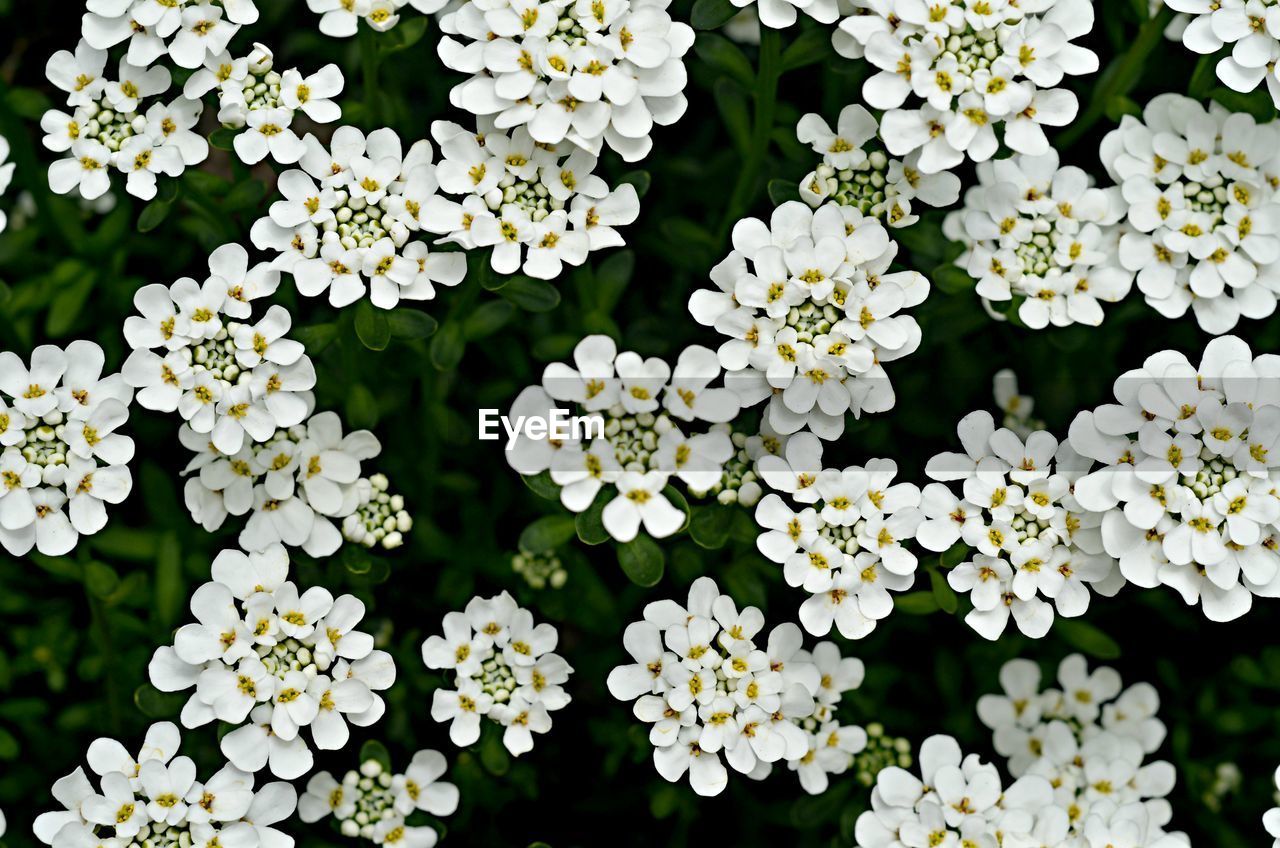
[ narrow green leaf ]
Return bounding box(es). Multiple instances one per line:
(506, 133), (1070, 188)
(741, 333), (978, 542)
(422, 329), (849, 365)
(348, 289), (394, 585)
(522, 472), (562, 501)
(575, 489), (611, 545)
(767, 179), (799, 206)
(929, 568), (959, 615)
(137, 199), (172, 233)
(1056, 619), (1122, 660)
(387, 308), (439, 340)
(690, 0), (737, 29)
(780, 25), (836, 71)
(694, 32), (755, 87)
(355, 300), (392, 350)
(430, 321), (466, 370)
(618, 534), (665, 587)
(463, 300), (515, 340)
(894, 591), (939, 615)
(689, 504), (733, 549)
(501, 276), (561, 312)
(518, 515), (577, 554)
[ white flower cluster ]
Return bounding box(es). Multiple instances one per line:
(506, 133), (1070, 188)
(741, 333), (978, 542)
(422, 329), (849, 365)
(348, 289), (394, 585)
(437, 0), (694, 161)
(504, 334), (742, 543)
(924, 410), (1123, 640)
(797, 105), (961, 229)
(342, 472), (413, 550)
(690, 201), (929, 440)
(943, 150), (1134, 329)
(81, 0), (259, 70)
(753, 437), (923, 639)
(306, 0), (446, 37)
(122, 243), (317, 455)
(300, 751), (458, 846)
(43, 42), (208, 200)
(427, 119), (641, 279)
(1070, 335), (1280, 622)
(0, 341), (134, 557)
(423, 591), (573, 756)
(853, 734), (1056, 848)
(251, 125), (468, 308)
(187, 42), (345, 166)
(1164, 0), (1280, 108)
(148, 546), (396, 778)
(0, 134), (13, 234)
(977, 655), (1189, 848)
(180, 409), (385, 557)
(839, 0), (1099, 173)
(1101, 94), (1280, 334)
(607, 577), (869, 797)
(730, 0), (837, 29)
(33, 721), (296, 848)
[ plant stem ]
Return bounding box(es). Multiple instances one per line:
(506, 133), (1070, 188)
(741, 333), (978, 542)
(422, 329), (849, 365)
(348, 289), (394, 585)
(716, 27), (783, 245)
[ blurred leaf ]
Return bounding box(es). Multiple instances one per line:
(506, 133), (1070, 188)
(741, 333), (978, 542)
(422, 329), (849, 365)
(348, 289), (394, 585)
(519, 515), (576, 554)
(430, 321), (466, 370)
(780, 25), (836, 71)
(360, 739), (394, 771)
(137, 199), (173, 233)
(1057, 619), (1122, 660)
(928, 569), (958, 615)
(575, 489), (611, 546)
(767, 179), (799, 206)
(618, 535), (665, 587)
(895, 591), (939, 615)
(690, 0), (737, 30)
(695, 33), (755, 88)
(387, 308), (439, 340)
(355, 300), (392, 350)
(501, 277), (561, 312)
(463, 300), (515, 340)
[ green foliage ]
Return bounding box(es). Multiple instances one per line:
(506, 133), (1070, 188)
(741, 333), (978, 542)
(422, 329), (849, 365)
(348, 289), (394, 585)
(0, 2), (1273, 847)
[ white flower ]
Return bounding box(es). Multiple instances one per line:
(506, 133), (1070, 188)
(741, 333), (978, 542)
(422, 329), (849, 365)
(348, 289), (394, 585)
(148, 549), (393, 777)
(302, 751), (457, 845)
(693, 202), (928, 440)
(438, 0), (693, 161)
(34, 722), (294, 848)
(0, 342), (133, 556)
(215, 46), (343, 166)
(1070, 335), (1280, 622)
(797, 105), (960, 228)
(1165, 0), (1280, 108)
(124, 244), (318, 468)
(976, 654), (1182, 846)
(422, 591), (572, 756)
(850, 0), (1097, 172)
(943, 150), (1133, 328)
(925, 409), (1119, 640)
(1101, 94), (1280, 333)
(506, 335), (742, 540)
(609, 577), (868, 796)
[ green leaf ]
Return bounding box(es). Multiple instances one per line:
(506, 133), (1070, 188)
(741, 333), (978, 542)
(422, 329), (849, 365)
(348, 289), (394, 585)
(767, 179), (799, 206)
(463, 300), (515, 340)
(430, 321), (466, 370)
(134, 684), (183, 719)
(154, 533), (184, 629)
(292, 322), (339, 354)
(208, 127), (238, 151)
(929, 568), (959, 615)
(480, 729), (511, 775)
(618, 170), (651, 198)
(689, 504), (733, 549)
(1056, 619), (1122, 660)
(661, 486), (692, 535)
(575, 489), (611, 545)
(593, 249), (634, 314)
(780, 24), (836, 71)
(360, 739), (393, 772)
(694, 33), (755, 88)
(355, 300), (392, 350)
(894, 591), (939, 615)
(501, 276), (561, 312)
(383, 15), (429, 51)
(713, 78), (752, 153)
(933, 264), (976, 295)
(84, 561), (120, 599)
(345, 383), (380, 430)
(690, 0), (738, 29)
(387, 308), (439, 340)
(618, 534), (665, 587)
(137, 199), (172, 233)
(518, 515), (577, 554)
(45, 271), (96, 337)
(939, 541), (970, 569)
(522, 472), (561, 501)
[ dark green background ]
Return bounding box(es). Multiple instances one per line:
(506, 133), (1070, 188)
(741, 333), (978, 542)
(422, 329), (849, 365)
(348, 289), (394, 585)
(0, 1), (1276, 845)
